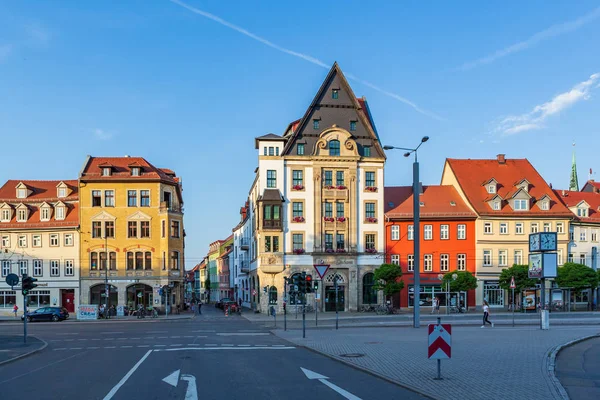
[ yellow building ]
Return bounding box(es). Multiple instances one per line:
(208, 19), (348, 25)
(441, 155), (572, 309)
(78, 156), (184, 312)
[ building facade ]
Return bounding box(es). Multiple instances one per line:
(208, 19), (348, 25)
(232, 202), (252, 307)
(244, 63), (386, 314)
(0, 180), (80, 316)
(78, 156), (185, 312)
(217, 235), (233, 300)
(384, 185), (477, 309)
(441, 155), (572, 309)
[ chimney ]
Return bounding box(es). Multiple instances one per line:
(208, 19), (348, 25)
(497, 154), (506, 164)
(419, 182), (424, 195)
(549, 183), (552, 189)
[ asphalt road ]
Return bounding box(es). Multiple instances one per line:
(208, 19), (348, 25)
(0, 307), (426, 400)
(555, 336), (600, 400)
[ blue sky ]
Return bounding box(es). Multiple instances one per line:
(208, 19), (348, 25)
(1, 1), (599, 268)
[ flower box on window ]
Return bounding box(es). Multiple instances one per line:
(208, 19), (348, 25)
(293, 248), (305, 255)
(336, 248), (346, 253)
(365, 217), (378, 223)
(365, 248), (377, 254)
(324, 217), (335, 222)
(292, 216), (305, 223)
(336, 217), (346, 222)
(324, 185), (335, 190)
(336, 185), (347, 190)
(325, 248), (335, 253)
(365, 186), (378, 192)
(292, 184), (304, 191)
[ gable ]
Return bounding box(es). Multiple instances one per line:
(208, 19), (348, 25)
(91, 210), (117, 220)
(511, 188), (532, 199)
(128, 211), (152, 220)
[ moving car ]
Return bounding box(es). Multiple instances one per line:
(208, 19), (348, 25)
(21, 307), (69, 322)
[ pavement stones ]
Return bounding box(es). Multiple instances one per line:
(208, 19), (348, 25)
(273, 325), (600, 400)
(0, 335), (47, 365)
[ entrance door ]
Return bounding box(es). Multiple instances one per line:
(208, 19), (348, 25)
(325, 286), (344, 312)
(61, 290), (75, 313)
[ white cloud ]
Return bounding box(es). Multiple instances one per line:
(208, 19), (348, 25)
(458, 6), (600, 71)
(93, 129), (114, 141)
(169, 0), (442, 120)
(494, 73), (600, 136)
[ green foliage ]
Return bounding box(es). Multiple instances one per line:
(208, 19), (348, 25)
(499, 264), (538, 291)
(204, 278), (211, 290)
(556, 263), (598, 293)
(373, 263), (404, 298)
(441, 271), (477, 292)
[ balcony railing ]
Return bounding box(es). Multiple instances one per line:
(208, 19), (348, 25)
(159, 201), (184, 213)
(263, 219), (282, 229)
(240, 237), (249, 250)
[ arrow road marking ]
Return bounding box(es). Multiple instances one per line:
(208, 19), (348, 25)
(300, 368), (362, 400)
(103, 350), (153, 400)
(162, 369), (198, 400)
(162, 369), (180, 387)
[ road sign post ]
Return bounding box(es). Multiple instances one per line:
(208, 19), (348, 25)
(510, 276), (516, 327)
(428, 317), (451, 380)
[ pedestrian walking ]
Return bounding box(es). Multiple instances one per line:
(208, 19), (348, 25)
(13, 304), (18, 318)
(431, 297), (439, 314)
(198, 301), (202, 315)
(481, 300), (494, 328)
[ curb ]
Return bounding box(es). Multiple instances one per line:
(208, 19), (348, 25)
(545, 333), (600, 400)
(0, 336), (48, 367)
(272, 330), (437, 400)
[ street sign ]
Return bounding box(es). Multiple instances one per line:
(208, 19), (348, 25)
(313, 264), (330, 280)
(5, 273), (19, 287)
(510, 276), (516, 289)
(428, 323), (452, 359)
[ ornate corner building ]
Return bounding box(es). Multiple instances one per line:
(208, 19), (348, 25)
(236, 63), (386, 314)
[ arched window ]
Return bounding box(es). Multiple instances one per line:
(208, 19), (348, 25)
(329, 140), (340, 156)
(363, 273), (377, 305)
(269, 286), (277, 305)
(145, 252), (152, 270)
(127, 252), (134, 270)
(135, 252), (143, 270)
(90, 252), (98, 270)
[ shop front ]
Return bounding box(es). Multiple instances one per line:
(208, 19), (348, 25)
(408, 285), (469, 311)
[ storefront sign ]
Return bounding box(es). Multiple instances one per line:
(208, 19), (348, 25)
(117, 305), (125, 317)
(528, 254), (542, 279)
(77, 304), (98, 320)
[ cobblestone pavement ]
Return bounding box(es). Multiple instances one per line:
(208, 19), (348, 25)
(274, 324), (600, 400)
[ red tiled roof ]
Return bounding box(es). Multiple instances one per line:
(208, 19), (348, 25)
(81, 156), (177, 183)
(445, 157), (572, 217)
(554, 189), (600, 222)
(385, 185), (476, 219)
(0, 202), (79, 229)
(582, 180), (600, 191)
(0, 180), (78, 202)
(356, 97), (373, 130)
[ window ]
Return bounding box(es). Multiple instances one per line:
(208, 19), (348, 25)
(276, 147), (279, 156)
(493, 201), (501, 210)
(364, 146), (371, 157)
(570, 229), (574, 241)
(1, 235), (9, 248)
(365, 171), (375, 188)
(332, 89), (339, 99)
(365, 234), (375, 250)
(408, 225), (414, 240)
(558, 249), (563, 265)
(500, 223), (508, 234)
(17, 209), (27, 222)
(577, 208), (588, 217)
(487, 184), (496, 194)
(109, 252), (116, 270)
(440, 225), (449, 240)
(297, 144), (305, 155)
(323, 170), (332, 186)
(128, 221), (138, 238)
(336, 232), (345, 250)
(292, 170), (303, 186)
(313, 119), (319, 130)
(131, 167), (140, 176)
(168, 220), (179, 238)
(17, 188), (27, 198)
(19, 260), (28, 276)
(267, 170), (277, 188)
(514, 199), (528, 210)
(483, 250), (492, 266)
(55, 206), (65, 220)
(531, 223), (539, 233)
(556, 222), (564, 234)
(99, 252), (107, 270)
(91, 221), (101, 238)
(263, 147), (267, 156)
(33, 260), (42, 276)
(362, 273), (377, 304)
(336, 171), (344, 186)
(127, 252), (134, 270)
(540, 201), (549, 210)
(263, 205), (281, 228)
(440, 254), (449, 271)
(90, 253), (98, 270)
(171, 251), (180, 270)
(41, 207), (50, 221)
(457, 254), (466, 271)
(568, 253), (574, 263)
(424, 225), (433, 240)
(140, 190), (150, 207)
(329, 140), (340, 156)
(484, 222), (492, 234)
(514, 250), (523, 265)
(105, 190), (114, 207)
(391, 225), (400, 241)
(62, 260), (73, 276)
(1, 209), (10, 222)
(580, 229), (587, 241)
(92, 190), (102, 207)
(265, 236), (280, 252)
(105, 221), (114, 238)
(580, 254), (587, 265)
(268, 147), (274, 156)
(18, 235), (27, 248)
(391, 255), (399, 265)
(32, 235), (41, 247)
(515, 223), (524, 234)
(336, 201), (344, 218)
(64, 234), (73, 246)
(498, 250), (508, 266)
(27, 290), (50, 308)
(350, 121), (356, 131)
(325, 233), (333, 250)
(135, 252), (144, 270)
(408, 254), (414, 271)
(102, 167), (111, 176)
(268, 286), (278, 305)
(592, 230), (598, 242)
(162, 220), (166, 238)
(128, 190), (137, 207)
(365, 202), (376, 219)
(50, 260), (60, 277)
(543, 222), (551, 232)
(140, 221), (150, 238)
(292, 233), (303, 251)
(2, 261), (11, 277)
(424, 254), (432, 271)
(457, 224), (466, 240)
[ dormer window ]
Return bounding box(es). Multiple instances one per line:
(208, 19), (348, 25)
(1, 208), (11, 222)
(102, 167), (111, 177)
(329, 140), (340, 156)
(450, 201), (456, 206)
(493, 201), (501, 210)
(313, 119), (320, 130)
(487, 184), (496, 194)
(577, 207), (588, 217)
(540, 200), (549, 211)
(55, 205), (65, 220)
(17, 188), (27, 198)
(131, 167), (140, 176)
(419, 201), (425, 207)
(58, 188), (67, 197)
(40, 206), (51, 221)
(516, 179), (530, 192)
(17, 209), (27, 222)
(332, 89), (339, 99)
(514, 199), (528, 211)
(350, 121), (357, 131)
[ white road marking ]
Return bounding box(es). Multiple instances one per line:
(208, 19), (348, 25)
(157, 336), (168, 339)
(148, 331), (167, 333)
(169, 344), (183, 347)
(137, 345), (150, 348)
(104, 346), (116, 349)
(181, 373), (198, 400)
(103, 350), (152, 400)
(205, 344), (217, 346)
(155, 347), (295, 352)
(183, 336), (194, 338)
(171, 336), (181, 338)
(92, 338), (101, 341)
(121, 346), (133, 348)
(154, 344), (166, 347)
(254, 345), (268, 347)
(192, 330), (215, 332)
(195, 336), (207, 338)
(301, 368), (361, 400)
(217, 333), (270, 336)
(54, 348), (66, 351)
(237, 345), (251, 347)
(55, 333), (79, 335)
(70, 347), (83, 350)
(88, 347), (100, 349)
(102, 332), (125, 334)
(131, 337), (140, 340)
(272, 345), (286, 347)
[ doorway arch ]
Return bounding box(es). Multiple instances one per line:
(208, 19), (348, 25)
(126, 284), (154, 309)
(89, 284), (117, 306)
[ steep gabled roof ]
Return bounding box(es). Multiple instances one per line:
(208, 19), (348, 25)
(554, 189), (600, 222)
(385, 185), (476, 219)
(0, 180), (78, 202)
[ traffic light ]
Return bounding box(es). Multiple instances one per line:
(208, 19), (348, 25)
(305, 275), (313, 293)
(293, 274), (300, 292)
(313, 280), (319, 292)
(22, 274), (38, 296)
(300, 272), (307, 293)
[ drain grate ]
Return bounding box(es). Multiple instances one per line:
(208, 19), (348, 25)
(339, 353), (365, 358)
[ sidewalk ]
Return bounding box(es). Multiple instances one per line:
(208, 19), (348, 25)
(0, 313), (195, 324)
(274, 325), (600, 400)
(0, 335), (47, 366)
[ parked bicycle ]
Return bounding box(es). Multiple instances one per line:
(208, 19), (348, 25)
(360, 305), (376, 312)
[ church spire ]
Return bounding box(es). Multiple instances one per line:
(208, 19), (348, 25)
(569, 142), (579, 191)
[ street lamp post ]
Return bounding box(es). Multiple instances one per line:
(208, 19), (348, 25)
(104, 234), (110, 319)
(384, 137), (429, 328)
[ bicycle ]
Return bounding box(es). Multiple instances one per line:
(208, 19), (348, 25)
(304, 304), (315, 313)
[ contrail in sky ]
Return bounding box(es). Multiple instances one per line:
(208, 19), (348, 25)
(169, 0), (443, 120)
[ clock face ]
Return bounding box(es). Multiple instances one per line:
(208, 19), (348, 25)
(529, 234), (540, 252)
(540, 233), (557, 251)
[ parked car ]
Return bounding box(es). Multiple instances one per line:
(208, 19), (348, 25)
(21, 307), (69, 322)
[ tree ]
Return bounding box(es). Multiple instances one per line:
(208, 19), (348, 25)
(441, 270), (477, 292)
(373, 263), (404, 307)
(555, 263), (598, 293)
(499, 264), (537, 291)
(204, 278), (211, 290)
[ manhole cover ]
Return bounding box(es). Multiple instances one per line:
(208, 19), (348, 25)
(339, 353), (365, 358)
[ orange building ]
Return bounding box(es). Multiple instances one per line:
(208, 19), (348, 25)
(384, 185), (477, 309)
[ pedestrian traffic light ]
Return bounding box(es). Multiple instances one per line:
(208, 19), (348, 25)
(22, 274), (38, 296)
(292, 274), (299, 288)
(305, 275), (313, 293)
(313, 280), (319, 292)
